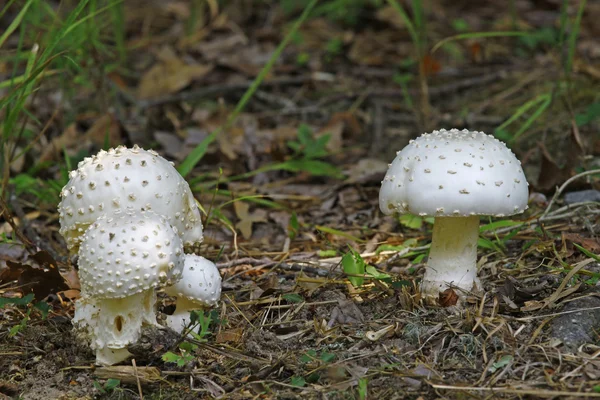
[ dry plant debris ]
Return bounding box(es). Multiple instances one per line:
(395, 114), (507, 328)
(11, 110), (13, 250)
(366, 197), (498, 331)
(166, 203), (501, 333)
(1, 0), (600, 399)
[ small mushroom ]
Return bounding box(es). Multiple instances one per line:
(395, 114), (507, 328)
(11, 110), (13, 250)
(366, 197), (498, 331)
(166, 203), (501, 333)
(379, 129), (529, 300)
(72, 210), (185, 365)
(163, 255), (222, 334)
(58, 145), (203, 254)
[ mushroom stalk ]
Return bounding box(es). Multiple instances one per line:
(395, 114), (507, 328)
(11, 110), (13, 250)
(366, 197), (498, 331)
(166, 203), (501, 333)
(165, 297), (203, 334)
(421, 216), (481, 295)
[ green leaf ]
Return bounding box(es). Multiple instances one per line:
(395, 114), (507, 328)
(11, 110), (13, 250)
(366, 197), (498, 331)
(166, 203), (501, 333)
(317, 249), (337, 257)
(161, 351), (181, 364)
(290, 376), (306, 387)
(488, 355), (513, 373)
(282, 293), (304, 303)
(0, 293), (35, 307)
(358, 377), (368, 400)
(366, 265), (391, 280)
(104, 379), (120, 391)
(575, 102), (600, 127)
(300, 349), (317, 363)
(34, 301), (50, 319)
(342, 249), (366, 287)
(479, 220), (522, 232)
(319, 351), (336, 363)
(399, 214), (423, 230)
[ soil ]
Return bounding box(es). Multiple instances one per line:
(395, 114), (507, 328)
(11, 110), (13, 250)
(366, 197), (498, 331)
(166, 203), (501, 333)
(1, 0), (600, 399)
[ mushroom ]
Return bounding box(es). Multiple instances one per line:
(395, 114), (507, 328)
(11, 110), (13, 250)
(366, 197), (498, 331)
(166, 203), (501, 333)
(379, 129), (529, 299)
(58, 145), (203, 254)
(163, 255), (222, 334)
(72, 210), (185, 365)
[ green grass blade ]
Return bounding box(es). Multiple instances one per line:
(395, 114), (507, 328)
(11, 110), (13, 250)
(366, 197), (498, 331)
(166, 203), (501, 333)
(386, 0), (419, 48)
(178, 0), (319, 178)
(566, 0), (587, 75)
(0, 0), (34, 49)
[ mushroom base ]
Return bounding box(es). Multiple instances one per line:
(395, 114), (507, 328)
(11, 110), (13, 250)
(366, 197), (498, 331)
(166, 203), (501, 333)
(73, 291), (159, 365)
(164, 297), (205, 335)
(421, 215), (481, 297)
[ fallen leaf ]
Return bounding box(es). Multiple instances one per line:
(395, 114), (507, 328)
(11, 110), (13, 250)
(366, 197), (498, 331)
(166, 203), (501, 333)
(234, 201), (267, 240)
(138, 46), (213, 99)
(39, 123), (79, 163)
(562, 232), (600, 253)
(438, 288), (458, 307)
(83, 113), (121, 147)
(0, 250), (71, 300)
(216, 327), (244, 344)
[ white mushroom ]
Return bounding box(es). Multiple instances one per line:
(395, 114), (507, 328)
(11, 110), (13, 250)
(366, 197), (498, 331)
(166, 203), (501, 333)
(72, 210), (185, 365)
(58, 145), (203, 254)
(379, 129), (529, 299)
(164, 255), (221, 334)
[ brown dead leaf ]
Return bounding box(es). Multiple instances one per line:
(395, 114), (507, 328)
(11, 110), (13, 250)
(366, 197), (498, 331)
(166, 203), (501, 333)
(39, 123), (79, 163)
(234, 201), (267, 240)
(535, 128), (585, 192)
(138, 47), (213, 99)
(84, 113), (121, 147)
(318, 112), (361, 152)
(0, 250), (71, 300)
(562, 232), (600, 253)
(536, 142), (573, 192)
(216, 327), (244, 344)
(438, 288), (458, 307)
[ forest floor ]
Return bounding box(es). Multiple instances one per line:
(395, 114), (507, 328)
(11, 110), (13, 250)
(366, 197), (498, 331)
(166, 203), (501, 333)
(1, 0), (600, 399)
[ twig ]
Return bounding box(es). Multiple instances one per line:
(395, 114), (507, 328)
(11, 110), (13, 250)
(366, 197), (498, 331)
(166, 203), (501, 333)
(541, 169), (600, 218)
(132, 359), (144, 400)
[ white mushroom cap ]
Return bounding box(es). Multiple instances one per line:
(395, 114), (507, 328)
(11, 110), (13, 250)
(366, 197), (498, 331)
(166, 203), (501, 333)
(163, 255), (221, 334)
(379, 129), (529, 217)
(164, 255), (221, 306)
(77, 210), (185, 299)
(58, 145), (203, 253)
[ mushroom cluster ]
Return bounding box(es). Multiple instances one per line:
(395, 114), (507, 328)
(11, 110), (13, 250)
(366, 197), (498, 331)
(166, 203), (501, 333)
(59, 145), (222, 365)
(380, 129), (529, 300)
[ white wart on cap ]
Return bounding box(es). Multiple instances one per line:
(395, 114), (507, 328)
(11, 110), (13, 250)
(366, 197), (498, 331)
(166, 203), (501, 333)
(164, 255), (222, 334)
(73, 210), (185, 365)
(379, 129), (529, 300)
(58, 145), (203, 253)
(379, 129), (529, 217)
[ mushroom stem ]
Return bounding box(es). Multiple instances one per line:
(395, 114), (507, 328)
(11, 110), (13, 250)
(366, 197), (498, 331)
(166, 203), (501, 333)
(96, 347), (133, 366)
(165, 297), (204, 334)
(421, 215), (481, 296)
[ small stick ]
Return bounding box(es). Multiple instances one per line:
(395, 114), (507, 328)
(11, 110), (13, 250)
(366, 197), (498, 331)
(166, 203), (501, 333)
(132, 359), (143, 400)
(541, 168), (600, 218)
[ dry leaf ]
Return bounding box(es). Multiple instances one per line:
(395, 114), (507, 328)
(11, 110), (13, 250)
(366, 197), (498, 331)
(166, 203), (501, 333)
(234, 201), (267, 240)
(438, 288), (458, 307)
(39, 123), (79, 163)
(0, 250), (71, 300)
(138, 47), (213, 99)
(562, 232), (600, 253)
(216, 327), (244, 344)
(84, 113), (121, 147)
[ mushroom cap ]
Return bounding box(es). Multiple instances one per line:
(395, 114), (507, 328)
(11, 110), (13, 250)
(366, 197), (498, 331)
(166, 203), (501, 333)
(164, 255), (221, 307)
(379, 129), (529, 217)
(77, 210), (185, 299)
(58, 145), (203, 252)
